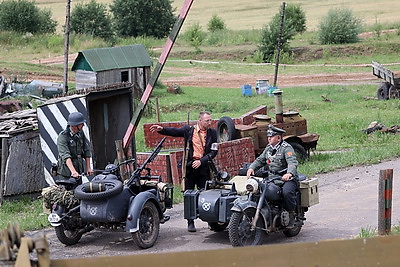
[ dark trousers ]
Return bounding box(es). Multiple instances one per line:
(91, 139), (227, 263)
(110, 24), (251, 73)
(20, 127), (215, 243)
(282, 179), (298, 212)
(185, 164), (210, 190)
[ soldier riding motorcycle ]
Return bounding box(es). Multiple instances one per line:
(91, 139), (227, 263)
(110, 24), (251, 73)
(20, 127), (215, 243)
(228, 125), (306, 247)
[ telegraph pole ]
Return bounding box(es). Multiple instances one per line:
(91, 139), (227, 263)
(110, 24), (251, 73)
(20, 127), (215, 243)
(63, 0), (71, 93)
(273, 2), (286, 88)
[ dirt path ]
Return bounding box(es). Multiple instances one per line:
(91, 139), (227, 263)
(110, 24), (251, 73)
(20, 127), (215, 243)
(27, 54), (380, 88)
(161, 67), (378, 88)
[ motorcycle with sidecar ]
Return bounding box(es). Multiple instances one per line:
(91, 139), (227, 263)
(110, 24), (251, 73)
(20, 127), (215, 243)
(47, 137), (173, 249)
(228, 174), (308, 246)
(183, 146), (319, 246)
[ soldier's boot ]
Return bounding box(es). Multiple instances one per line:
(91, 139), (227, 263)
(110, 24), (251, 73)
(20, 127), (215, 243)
(187, 219), (196, 232)
(287, 211), (295, 229)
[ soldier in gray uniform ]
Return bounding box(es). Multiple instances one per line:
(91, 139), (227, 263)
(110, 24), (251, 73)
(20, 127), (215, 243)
(57, 112), (93, 179)
(246, 125), (299, 228)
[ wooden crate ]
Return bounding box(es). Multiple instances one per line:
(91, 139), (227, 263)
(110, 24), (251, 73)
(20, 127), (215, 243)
(235, 124), (259, 151)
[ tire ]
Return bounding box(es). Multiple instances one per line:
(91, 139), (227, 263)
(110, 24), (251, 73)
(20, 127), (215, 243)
(132, 201), (160, 249)
(55, 224), (83, 246)
(208, 222), (228, 232)
(288, 142), (308, 163)
(74, 179), (123, 201)
(217, 116), (236, 142)
(377, 82), (390, 100)
(283, 210), (304, 237)
(228, 209), (265, 247)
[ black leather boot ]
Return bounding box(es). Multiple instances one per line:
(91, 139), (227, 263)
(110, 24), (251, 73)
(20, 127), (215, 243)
(188, 219), (196, 232)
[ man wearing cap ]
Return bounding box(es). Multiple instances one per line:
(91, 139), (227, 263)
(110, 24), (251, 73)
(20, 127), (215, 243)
(246, 124), (299, 228)
(57, 112), (93, 179)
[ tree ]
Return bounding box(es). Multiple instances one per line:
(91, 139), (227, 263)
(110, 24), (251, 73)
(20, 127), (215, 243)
(259, 3), (306, 62)
(70, 0), (114, 41)
(318, 8), (362, 44)
(110, 0), (176, 38)
(0, 0), (57, 34)
(207, 14), (226, 32)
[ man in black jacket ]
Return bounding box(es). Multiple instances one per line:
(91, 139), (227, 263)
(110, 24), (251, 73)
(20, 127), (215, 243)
(150, 111), (218, 232)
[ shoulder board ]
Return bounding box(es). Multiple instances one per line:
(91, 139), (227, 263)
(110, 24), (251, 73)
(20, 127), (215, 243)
(281, 142), (288, 147)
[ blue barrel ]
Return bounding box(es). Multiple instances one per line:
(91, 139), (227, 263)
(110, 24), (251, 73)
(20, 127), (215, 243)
(242, 85), (252, 96)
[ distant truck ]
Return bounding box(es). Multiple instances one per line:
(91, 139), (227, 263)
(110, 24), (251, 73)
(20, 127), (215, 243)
(372, 61), (400, 100)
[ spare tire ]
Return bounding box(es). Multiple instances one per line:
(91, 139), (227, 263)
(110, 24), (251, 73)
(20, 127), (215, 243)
(74, 179), (123, 201)
(217, 116), (236, 142)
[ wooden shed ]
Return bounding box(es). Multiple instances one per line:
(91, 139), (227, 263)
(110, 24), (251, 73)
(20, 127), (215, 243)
(0, 110), (46, 201)
(37, 84), (135, 186)
(71, 45), (152, 91)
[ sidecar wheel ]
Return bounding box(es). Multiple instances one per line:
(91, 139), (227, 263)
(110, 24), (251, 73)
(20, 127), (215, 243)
(228, 209), (264, 247)
(74, 179), (123, 201)
(55, 224), (83, 246)
(208, 222), (228, 232)
(132, 201), (160, 249)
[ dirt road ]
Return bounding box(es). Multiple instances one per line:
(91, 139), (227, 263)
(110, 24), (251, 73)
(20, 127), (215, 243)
(27, 157), (400, 260)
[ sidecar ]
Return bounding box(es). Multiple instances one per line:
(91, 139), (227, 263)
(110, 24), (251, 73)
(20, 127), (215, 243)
(74, 171), (173, 248)
(183, 174), (253, 231)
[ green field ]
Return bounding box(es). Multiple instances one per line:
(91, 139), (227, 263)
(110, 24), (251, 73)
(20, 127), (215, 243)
(36, 0), (400, 33)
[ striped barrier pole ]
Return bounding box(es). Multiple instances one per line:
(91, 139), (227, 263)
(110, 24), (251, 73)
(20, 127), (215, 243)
(378, 168), (393, 235)
(123, 0), (195, 154)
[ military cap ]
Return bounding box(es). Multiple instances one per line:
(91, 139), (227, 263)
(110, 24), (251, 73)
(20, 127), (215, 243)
(266, 125), (286, 137)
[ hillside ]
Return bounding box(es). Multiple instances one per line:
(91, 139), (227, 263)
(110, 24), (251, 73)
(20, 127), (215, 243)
(35, 0), (400, 33)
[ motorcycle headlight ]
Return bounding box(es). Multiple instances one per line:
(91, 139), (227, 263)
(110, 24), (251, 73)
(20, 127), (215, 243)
(245, 178), (258, 193)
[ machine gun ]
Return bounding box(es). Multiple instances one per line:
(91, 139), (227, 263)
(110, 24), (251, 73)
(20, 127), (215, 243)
(126, 137), (167, 187)
(205, 143), (232, 190)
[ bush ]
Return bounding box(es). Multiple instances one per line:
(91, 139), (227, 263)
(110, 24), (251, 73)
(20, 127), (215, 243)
(207, 14), (226, 32)
(258, 3), (306, 62)
(318, 8), (362, 44)
(0, 0), (57, 34)
(183, 22), (205, 53)
(110, 0), (176, 38)
(70, 0), (115, 42)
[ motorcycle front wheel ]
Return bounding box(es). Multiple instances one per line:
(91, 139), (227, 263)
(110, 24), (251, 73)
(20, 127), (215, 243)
(228, 209), (265, 247)
(55, 224), (83, 245)
(132, 201), (160, 249)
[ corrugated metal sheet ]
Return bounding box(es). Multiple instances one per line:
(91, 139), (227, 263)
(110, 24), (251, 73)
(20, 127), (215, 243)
(71, 45), (152, 72)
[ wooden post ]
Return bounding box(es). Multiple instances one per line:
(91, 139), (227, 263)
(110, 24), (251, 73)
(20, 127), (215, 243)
(378, 169), (393, 235)
(63, 0), (71, 93)
(155, 97), (160, 123)
(0, 138), (8, 204)
(115, 140), (129, 181)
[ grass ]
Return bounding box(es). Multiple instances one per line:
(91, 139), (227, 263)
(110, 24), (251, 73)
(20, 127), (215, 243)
(0, 197), (48, 231)
(359, 224), (400, 238)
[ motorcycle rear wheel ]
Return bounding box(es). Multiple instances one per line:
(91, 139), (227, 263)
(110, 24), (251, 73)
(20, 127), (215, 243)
(55, 224), (83, 245)
(132, 201), (160, 249)
(228, 209), (264, 247)
(283, 211), (304, 237)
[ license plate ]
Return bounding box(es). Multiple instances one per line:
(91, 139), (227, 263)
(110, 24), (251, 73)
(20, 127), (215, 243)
(48, 213), (61, 226)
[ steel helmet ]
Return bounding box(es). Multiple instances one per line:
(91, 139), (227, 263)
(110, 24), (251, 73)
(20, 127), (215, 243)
(68, 112), (86, 126)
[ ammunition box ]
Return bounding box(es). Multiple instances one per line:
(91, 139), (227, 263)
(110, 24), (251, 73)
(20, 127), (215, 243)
(300, 177), (319, 207)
